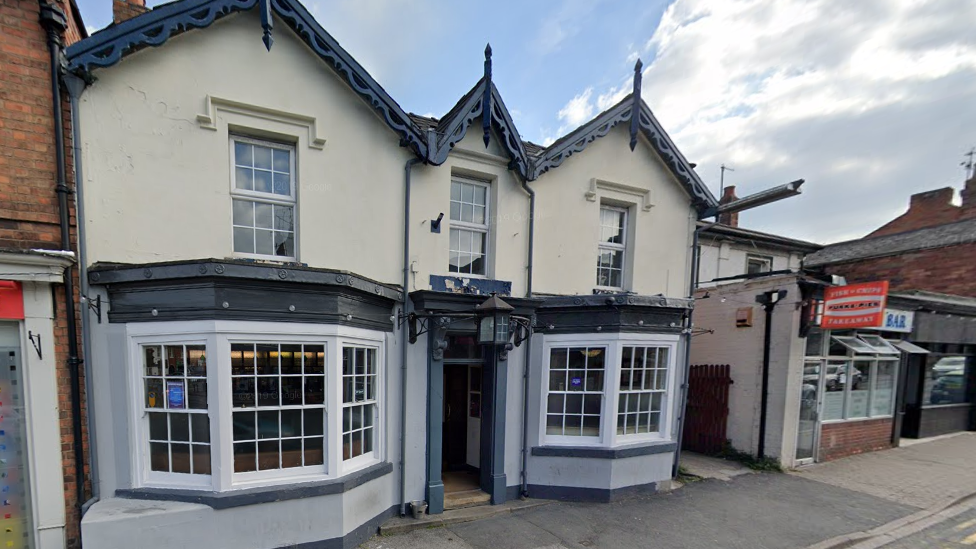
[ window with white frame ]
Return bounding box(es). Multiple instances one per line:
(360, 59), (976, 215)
(231, 137), (296, 260)
(230, 343), (326, 473)
(597, 206), (627, 289)
(746, 254), (773, 275)
(542, 336), (678, 447)
(131, 323), (384, 491)
(617, 346), (669, 436)
(341, 346), (377, 461)
(546, 346), (606, 438)
(449, 178), (489, 276)
(143, 344), (211, 476)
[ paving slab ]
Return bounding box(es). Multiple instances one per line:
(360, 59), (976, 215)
(792, 433), (976, 508)
(364, 473), (917, 549)
(680, 452), (754, 481)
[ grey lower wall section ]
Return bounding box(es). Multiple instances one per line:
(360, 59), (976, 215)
(116, 462), (393, 509)
(82, 465), (397, 549)
(527, 481), (658, 503)
(531, 441), (677, 459)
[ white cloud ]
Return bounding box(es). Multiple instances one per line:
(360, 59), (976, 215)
(532, 0), (604, 56)
(549, 0), (976, 243)
(557, 88), (595, 129)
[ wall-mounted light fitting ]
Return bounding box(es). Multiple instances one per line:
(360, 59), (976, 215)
(430, 212), (444, 233)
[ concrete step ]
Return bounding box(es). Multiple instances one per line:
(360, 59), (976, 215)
(444, 489), (491, 510)
(378, 498), (553, 536)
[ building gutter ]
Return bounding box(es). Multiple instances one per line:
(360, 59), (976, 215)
(39, 2), (87, 511)
(64, 72), (99, 512)
(399, 157), (421, 516)
(671, 221), (702, 478)
(518, 177), (535, 497)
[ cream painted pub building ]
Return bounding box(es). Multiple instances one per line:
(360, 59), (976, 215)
(59, 0), (776, 546)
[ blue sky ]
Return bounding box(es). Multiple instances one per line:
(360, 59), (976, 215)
(75, 0), (976, 244)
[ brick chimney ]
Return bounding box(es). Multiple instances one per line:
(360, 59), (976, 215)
(962, 174), (976, 220)
(717, 185), (739, 227)
(114, 0), (148, 23)
(868, 187), (961, 237)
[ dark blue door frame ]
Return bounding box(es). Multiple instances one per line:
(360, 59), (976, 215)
(426, 321), (508, 514)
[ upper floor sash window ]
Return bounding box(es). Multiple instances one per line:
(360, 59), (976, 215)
(597, 205), (627, 289)
(231, 137), (297, 260)
(449, 178), (490, 276)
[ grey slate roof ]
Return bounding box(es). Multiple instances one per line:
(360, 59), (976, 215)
(805, 217), (976, 266)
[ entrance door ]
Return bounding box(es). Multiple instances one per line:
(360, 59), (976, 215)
(443, 365), (468, 470)
(795, 360), (822, 463)
(900, 354), (925, 438)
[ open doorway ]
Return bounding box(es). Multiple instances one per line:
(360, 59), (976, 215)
(442, 334), (488, 509)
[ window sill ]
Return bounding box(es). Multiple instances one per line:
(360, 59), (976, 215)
(116, 461), (392, 510)
(532, 441), (677, 459)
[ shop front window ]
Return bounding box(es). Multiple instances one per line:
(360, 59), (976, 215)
(923, 355), (973, 406)
(806, 331), (901, 421)
(131, 324), (384, 491)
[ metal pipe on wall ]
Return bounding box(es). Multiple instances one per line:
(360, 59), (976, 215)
(64, 73), (100, 511)
(399, 157), (421, 516)
(518, 178), (535, 497)
(756, 289), (786, 459)
(40, 1), (87, 510)
(671, 224), (702, 478)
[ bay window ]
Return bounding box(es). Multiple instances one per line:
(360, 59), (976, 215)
(542, 335), (678, 447)
(130, 322), (384, 491)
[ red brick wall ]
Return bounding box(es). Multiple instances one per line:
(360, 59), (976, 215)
(819, 418), (893, 462)
(823, 242), (976, 298)
(0, 1), (88, 547)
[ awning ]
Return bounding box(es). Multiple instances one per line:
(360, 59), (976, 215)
(892, 340), (930, 354)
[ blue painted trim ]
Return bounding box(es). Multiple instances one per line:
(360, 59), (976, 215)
(259, 0), (273, 50)
(64, 0), (427, 157)
(526, 482), (657, 503)
(531, 441), (677, 459)
(629, 59), (643, 152)
(429, 275), (512, 296)
(482, 44), (492, 148)
(428, 80), (530, 180)
(530, 94), (717, 211)
(114, 461), (392, 510)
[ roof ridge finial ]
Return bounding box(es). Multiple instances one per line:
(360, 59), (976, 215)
(629, 57), (643, 151)
(483, 43), (493, 148)
(260, 0), (273, 51)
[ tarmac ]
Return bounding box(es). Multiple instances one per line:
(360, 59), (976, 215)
(364, 432), (976, 549)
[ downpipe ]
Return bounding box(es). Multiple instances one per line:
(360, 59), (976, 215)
(518, 178), (535, 498)
(40, 2), (87, 511)
(672, 224), (702, 478)
(399, 158), (420, 516)
(65, 72), (100, 513)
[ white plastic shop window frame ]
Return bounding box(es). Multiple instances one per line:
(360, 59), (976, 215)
(539, 333), (680, 448)
(126, 321), (386, 491)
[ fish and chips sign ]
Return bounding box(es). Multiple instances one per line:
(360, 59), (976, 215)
(821, 281), (889, 329)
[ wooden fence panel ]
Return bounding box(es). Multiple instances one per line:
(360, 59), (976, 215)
(682, 364), (733, 455)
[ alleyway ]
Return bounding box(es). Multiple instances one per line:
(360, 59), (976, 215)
(365, 433), (976, 549)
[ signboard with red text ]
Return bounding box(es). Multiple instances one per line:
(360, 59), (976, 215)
(821, 281), (889, 329)
(0, 281), (24, 320)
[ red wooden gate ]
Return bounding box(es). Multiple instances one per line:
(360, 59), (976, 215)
(682, 364), (732, 455)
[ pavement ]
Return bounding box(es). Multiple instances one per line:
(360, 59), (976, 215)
(364, 433), (976, 549)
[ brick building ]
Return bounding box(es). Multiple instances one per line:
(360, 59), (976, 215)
(807, 177), (976, 297)
(806, 177), (976, 444)
(0, 0), (89, 547)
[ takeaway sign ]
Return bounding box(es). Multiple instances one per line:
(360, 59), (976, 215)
(821, 281), (889, 329)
